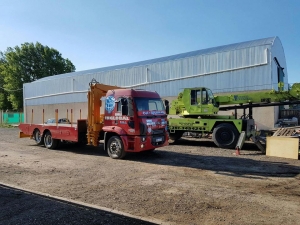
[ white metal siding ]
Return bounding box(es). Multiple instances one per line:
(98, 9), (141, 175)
(24, 37), (286, 106)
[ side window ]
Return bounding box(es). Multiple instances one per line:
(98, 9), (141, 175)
(191, 90), (201, 105)
(117, 98), (122, 112)
(127, 98), (134, 116)
(202, 89), (208, 104)
(191, 90), (197, 105)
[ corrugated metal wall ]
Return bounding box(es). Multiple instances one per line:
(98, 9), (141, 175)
(24, 37), (286, 106)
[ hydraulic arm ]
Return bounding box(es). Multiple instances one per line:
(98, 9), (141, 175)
(87, 79), (121, 146)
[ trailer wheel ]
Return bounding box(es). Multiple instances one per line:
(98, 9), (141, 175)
(168, 131), (184, 144)
(212, 123), (239, 149)
(107, 136), (126, 159)
(44, 131), (59, 149)
(33, 129), (44, 145)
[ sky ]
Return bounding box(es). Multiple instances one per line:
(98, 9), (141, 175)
(1, 0), (299, 84)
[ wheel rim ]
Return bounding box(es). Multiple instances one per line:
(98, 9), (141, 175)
(45, 134), (53, 147)
(220, 130), (232, 142)
(35, 130), (41, 142)
(109, 140), (121, 156)
(216, 128), (234, 145)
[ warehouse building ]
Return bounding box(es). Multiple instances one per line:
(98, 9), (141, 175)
(23, 36), (288, 129)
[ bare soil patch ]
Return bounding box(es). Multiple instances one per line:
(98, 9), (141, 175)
(0, 127), (299, 225)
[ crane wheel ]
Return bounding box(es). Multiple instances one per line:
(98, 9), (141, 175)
(212, 123), (239, 149)
(168, 131), (184, 144)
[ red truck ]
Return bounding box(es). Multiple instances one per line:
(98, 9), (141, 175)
(19, 79), (169, 159)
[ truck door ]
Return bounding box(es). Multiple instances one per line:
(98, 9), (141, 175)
(189, 89), (211, 114)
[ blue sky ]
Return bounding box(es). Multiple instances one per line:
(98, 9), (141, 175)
(1, 0), (299, 83)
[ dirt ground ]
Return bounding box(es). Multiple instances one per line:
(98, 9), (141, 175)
(0, 127), (299, 225)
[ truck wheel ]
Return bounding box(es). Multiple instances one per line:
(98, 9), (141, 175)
(44, 131), (59, 149)
(33, 129), (44, 145)
(168, 131), (183, 144)
(212, 123), (239, 149)
(107, 136), (126, 159)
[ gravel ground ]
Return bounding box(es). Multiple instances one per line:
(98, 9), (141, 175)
(0, 127), (299, 225)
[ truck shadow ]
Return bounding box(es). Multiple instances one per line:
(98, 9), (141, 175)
(55, 140), (299, 179)
(126, 150), (300, 179)
(172, 137), (263, 151)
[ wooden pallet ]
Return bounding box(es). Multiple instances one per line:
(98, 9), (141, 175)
(272, 127), (296, 137)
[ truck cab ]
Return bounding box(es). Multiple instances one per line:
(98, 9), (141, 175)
(101, 89), (168, 158)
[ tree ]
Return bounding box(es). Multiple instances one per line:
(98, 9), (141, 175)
(0, 52), (12, 110)
(0, 42), (75, 110)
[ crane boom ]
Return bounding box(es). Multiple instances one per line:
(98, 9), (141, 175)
(169, 82), (300, 117)
(215, 83), (300, 105)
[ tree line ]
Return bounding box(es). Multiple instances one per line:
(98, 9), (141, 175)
(0, 42), (75, 111)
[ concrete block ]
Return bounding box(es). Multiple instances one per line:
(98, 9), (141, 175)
(266, 137), (299, 160)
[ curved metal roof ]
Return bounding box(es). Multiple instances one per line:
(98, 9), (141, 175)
(34, 36), (277, 83)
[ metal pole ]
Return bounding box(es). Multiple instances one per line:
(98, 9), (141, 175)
(31, 109), (33, 124)
(55, 109), (58, 126)
(71, 109), (73, 127)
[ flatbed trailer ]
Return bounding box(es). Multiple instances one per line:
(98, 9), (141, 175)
(19, 120), (88, 149)
(19, 79), (169, 159)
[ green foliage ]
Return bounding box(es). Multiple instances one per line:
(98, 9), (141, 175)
(0, 123), (14, 128)
(0, 53), (12, 110)
(0, 42), (76, 110)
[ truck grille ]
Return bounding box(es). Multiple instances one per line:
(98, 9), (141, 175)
(152, 128), (164, 135)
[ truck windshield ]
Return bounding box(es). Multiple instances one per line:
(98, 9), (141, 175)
(134, 98), (165, 111)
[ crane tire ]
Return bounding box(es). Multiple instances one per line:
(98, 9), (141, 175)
(212, 123), (239, 149)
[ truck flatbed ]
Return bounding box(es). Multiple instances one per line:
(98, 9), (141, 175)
(19, 120), (87, 143)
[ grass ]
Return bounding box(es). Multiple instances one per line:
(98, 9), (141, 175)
(0, 123), (15, 128)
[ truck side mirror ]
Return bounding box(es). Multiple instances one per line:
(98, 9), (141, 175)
(164, 100), (169, 114)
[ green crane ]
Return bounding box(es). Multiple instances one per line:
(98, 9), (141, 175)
(167, 82), (300, 150)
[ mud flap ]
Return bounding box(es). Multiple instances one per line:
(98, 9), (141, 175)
(19, 131), (32, 138)
(103, 132), (107, 151)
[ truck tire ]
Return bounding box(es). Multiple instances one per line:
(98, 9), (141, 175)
(44, 131), (59, 149)
(107, 136), (126, 159)
(212, 123), (239, 149)
(168, 131), (184, 144)
(33, 129), (44, 145)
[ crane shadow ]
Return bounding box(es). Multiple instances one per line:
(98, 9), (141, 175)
(32, 138), (299, 179)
